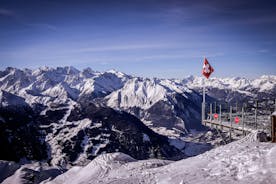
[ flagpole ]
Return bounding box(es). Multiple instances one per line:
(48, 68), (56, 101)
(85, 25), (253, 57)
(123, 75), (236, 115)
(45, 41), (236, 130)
(202, 78), (206, 124)
(202, 57), (206, 125)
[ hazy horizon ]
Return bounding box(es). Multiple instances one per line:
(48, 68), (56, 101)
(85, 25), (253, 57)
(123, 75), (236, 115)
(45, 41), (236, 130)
(1, 65), (275, 80)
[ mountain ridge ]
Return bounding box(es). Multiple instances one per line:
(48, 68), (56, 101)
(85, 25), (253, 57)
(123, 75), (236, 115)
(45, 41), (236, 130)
(1, 66), (275, 136)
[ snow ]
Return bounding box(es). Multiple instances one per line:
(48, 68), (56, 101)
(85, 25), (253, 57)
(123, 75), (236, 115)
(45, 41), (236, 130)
(47, 118), (92, 167)
(143, 133), (150, 142)
(106, 69), (127, 78)
(183, 75), (276, 94)
(60, 100), (76, 123)
(0, 67), (275, 183)
(106, 77), (195, 110)
(0, 160), (20, 183)
(151, 127), (182, 138)
(0, 67), (274, 137)
(74, 135), (91, 165)
(1, 162), (62, 184)
(106, 78), (168, 109)
(91, 139), (110, 156)
(45, 132), (276, 184)
(45, 153), (137, 184)
(266, 146), (276, 180)
(251, 75), (276, 92)
(0, 67), (130, 109)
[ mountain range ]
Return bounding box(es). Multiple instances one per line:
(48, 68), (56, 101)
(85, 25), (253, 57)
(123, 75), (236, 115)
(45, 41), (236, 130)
(0, 66), (275, 183)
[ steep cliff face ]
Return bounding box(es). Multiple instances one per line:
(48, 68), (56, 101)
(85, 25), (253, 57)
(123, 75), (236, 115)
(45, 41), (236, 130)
(0, 91), (48, 162)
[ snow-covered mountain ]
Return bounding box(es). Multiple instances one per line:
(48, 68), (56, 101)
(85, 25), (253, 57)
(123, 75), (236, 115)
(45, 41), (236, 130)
(105, 77), (203, 136)
(0, 67), (275, 138)
(183, 75), (276, 92)
(182, 75), (276, 103)
(1, 67), (274, 104)
(0, 67), (188, 170)
(0, 67), (130, 106)
(1, 67), (275, 136)
(0, 66), (275, 183)
(0, 67), (275, 166)
(0, 67), (204, 138)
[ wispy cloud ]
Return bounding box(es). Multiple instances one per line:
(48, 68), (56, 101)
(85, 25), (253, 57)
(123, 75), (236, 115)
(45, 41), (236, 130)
(71, 44), (170, 53)
(0, 8), (15, 17)
(258, 49), (269, 53)
(0, 8), (57, 31)
(133, 52), (225, 61)
(25, 23), (57, 31)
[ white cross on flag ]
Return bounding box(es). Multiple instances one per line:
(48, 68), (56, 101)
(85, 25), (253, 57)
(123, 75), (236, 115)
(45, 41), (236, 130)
(202, 58), (214, 79)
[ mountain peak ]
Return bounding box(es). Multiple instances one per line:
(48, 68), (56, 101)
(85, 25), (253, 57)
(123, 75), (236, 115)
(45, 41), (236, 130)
(105, 69), (127, 78)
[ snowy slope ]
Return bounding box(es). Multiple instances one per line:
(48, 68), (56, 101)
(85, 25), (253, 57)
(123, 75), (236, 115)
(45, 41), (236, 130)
(45, 131), (276, 184)
(0, 160), (20, 183)
(1, 162), (62, 184)
(107, 78), (167, 109)
(106, 77), (192, 109)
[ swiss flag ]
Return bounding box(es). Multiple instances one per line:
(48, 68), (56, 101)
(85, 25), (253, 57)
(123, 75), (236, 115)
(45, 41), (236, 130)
(202, 58), (214, 79)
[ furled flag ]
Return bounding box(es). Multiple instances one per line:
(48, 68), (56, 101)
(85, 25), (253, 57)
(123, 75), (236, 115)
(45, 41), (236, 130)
(202, 58), (214, 79)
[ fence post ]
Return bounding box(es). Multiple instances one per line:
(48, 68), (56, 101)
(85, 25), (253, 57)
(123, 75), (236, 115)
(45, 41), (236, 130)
(226, 102), (229, 112)
(219, 104), (222, 130)
(274, 99), (276, 112)
(210, 103), (213, 127)
(214, 102), (217, 114)
(202, 102), (205, 125)
(255, 100), (258, 129)
(242, 106), (245, 136)
(271, 114), (276, 143)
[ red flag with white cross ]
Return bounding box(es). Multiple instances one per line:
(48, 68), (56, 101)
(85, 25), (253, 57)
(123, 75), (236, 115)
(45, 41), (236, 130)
(202, 58), (214, 79)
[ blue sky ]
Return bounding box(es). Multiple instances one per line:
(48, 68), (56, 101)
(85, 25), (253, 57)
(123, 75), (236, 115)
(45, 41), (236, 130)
(0, 0), (276, 79)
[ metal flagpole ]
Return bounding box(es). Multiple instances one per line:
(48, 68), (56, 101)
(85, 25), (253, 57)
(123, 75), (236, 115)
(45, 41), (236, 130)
(202, 79), (206, 125)
(202, 57), (206, 125)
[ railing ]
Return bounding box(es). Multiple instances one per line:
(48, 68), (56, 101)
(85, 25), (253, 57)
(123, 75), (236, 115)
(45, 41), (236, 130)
(202, 100), (276, 140)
